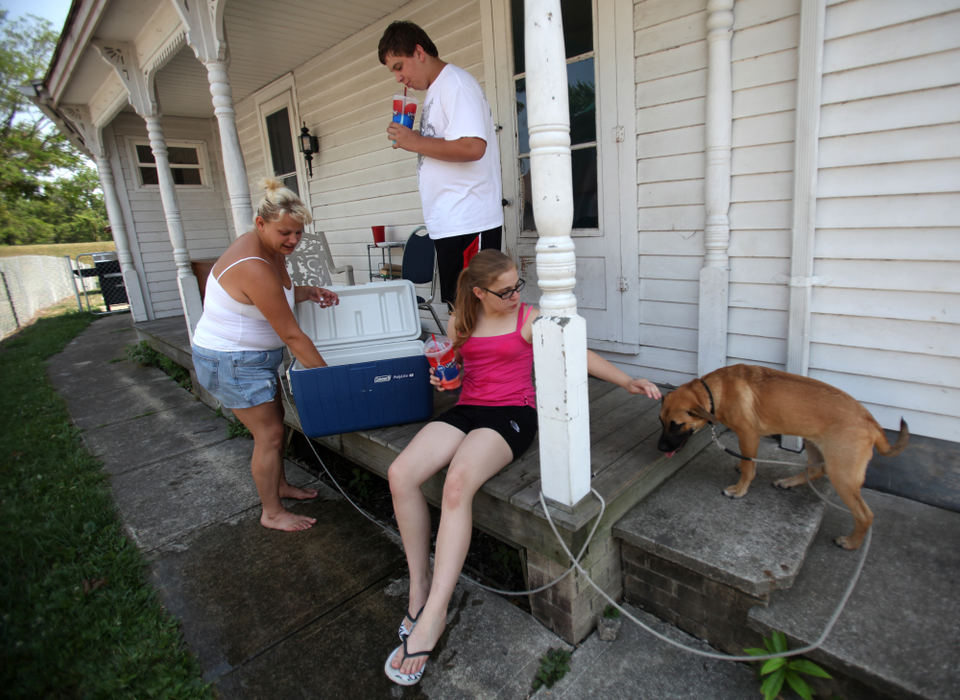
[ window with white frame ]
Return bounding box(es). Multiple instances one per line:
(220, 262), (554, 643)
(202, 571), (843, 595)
(133, 141), (207, 187)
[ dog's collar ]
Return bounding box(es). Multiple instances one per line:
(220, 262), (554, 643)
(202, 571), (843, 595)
(699, 378), (716, 416)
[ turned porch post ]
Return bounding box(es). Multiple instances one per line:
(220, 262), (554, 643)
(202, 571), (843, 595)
(698, 0), (734, 376)
(94, 41), (203, 338)
(525, 0), (591, 507)
(58, 104), (148, 321)
(174, 0), (253, 238)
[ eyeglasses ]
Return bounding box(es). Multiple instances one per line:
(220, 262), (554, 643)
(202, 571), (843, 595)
(482, 278), (526, 299)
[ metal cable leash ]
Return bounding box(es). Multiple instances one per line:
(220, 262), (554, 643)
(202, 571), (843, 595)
(281, 366), (870, 657)
(280, 367), (597, 597)
(708, 425), (851, 513)
(539, 487), (871, 663)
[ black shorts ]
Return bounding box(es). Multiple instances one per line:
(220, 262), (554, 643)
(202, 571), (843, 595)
(433, 404), (538, 460)
(433, 227), (503, 306)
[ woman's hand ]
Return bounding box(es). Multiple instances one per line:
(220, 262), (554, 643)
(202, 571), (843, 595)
(625, 377), (662, 400)
(302, 286), (339, 308)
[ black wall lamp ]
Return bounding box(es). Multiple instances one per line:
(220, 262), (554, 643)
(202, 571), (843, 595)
(299, 123), (319, 177)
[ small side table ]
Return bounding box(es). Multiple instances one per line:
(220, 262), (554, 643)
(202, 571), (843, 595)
(367, 241), (405, 281)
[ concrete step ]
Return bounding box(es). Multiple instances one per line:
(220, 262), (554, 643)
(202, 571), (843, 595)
(748, 487), (960, 700)
(614, 435), (826, 600)
(613, 429), (960, 699)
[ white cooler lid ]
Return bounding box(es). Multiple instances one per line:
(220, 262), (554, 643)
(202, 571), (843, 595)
(295, 279), (423, 350)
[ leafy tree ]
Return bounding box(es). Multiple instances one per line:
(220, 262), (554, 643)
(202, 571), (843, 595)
(0, 10), (108, 245)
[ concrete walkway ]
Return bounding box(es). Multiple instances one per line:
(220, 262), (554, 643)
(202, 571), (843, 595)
(48, 314), (764, 698)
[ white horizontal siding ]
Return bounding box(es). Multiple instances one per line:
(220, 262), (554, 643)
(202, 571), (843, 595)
(108, 113), (230, 320)
(809, 1), (960, 440)
(635, 0), (708, 368)
(725, 0), (799, 370)
(291, 0), (481, 283)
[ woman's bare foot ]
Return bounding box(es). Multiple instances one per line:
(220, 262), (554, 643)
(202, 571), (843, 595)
(279, 483), (318, 500)
(260, 508), (316, 531)
(392, 612), (444, 675)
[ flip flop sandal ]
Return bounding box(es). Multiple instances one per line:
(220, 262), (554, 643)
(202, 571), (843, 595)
(398, 605), (425, 642)
(384, 638), (431, 686)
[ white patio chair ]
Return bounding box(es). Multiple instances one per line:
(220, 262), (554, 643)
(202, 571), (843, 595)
(288, 229), (355, 287)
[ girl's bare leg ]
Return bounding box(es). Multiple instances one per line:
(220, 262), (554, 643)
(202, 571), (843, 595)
(232, 397), (316, 531)
(388, 422), (466, 630)
(392, 428), (513, 675)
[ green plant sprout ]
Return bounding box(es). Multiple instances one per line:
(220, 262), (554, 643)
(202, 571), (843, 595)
(532, 647), (571, 691)
(745, 631), (832, 700)
(602, 603), (621, 619)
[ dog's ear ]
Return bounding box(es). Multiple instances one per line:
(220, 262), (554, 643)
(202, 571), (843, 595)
(688, 405), (718, 424)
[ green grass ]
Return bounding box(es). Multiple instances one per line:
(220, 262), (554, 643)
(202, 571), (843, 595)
(0, 312), (212, 698)
(0, 241), (117, 259)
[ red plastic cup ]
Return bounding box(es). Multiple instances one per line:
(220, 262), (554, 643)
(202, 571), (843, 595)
(371, 225), (385, 244)
(424, 336), (461, 390)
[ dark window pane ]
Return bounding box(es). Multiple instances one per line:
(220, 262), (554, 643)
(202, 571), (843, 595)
(571, 146), (598, 229)
(282, 174), (299, 198)
(568, 58), (595, 146)
(562, 0), (593, 57)
(265, 108), (297, 176)
(519, 148), (597, 231)
(139, 166), (158, 185)
(511, 0), (593, 75)
(172, 168), (202, 186)
(168, 146), (199, 165)
(519, 157), (534, 230)
(136, 145), (154, 164)
(516, 78), (528, 154)
(511, 0), (524, 75)
(516, 61), (594, 153)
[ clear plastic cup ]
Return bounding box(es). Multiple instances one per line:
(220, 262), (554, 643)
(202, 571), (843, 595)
(424, 335), (460, 390)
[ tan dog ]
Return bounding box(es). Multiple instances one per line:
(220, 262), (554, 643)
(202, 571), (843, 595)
(657, 364), (909, 550)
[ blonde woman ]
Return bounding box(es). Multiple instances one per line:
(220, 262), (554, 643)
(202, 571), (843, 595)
(385, 250), (661, 685)
(192, 179), (338, 532)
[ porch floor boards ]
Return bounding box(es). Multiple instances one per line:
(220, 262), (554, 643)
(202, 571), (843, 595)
(134, 316), (688, 555)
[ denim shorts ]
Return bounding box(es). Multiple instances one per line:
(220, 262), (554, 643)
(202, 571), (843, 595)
(191, 344), (284, 409)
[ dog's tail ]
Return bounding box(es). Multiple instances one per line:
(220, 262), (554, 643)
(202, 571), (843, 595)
(876, 418), (909, 457)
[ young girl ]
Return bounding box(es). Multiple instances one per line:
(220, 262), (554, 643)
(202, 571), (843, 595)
(384, 250), (661, 685)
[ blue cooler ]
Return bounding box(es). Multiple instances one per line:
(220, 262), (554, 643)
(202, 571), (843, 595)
(288, 280), (432, 437)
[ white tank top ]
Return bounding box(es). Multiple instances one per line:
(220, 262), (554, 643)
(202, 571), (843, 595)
(192, 257), (295, 352)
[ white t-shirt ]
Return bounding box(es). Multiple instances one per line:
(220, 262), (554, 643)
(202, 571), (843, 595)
(417, 64), (503, 239)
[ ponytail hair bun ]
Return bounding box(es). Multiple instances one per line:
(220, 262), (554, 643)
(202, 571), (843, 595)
(255, 177), (312, 226)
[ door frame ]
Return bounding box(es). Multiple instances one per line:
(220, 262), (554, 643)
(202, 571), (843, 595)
(486, 0), (639, 351)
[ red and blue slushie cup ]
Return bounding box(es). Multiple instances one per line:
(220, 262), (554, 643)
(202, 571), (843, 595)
(392, 94), (418, 129)
(424, 335), (460, 390)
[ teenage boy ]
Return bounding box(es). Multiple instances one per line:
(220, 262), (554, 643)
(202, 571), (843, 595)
(378, 20), (503, 306)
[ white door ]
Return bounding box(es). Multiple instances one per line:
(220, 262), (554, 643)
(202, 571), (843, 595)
(492, 0), (639, 351)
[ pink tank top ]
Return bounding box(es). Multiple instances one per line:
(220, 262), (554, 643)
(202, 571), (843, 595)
(457, 303), (536, 408)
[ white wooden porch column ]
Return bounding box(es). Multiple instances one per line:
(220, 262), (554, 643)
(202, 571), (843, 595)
(174, 0), (253, 238)
(525, 0), (591, 507)
(783, 0), (826, 451)
(698, 0), (734, 376)
(60, 105), (148, 321)
(94, 41), (203, 338)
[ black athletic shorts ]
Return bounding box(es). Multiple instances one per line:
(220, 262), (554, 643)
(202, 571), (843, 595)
(433, 403), (538, 461)
(433, 226), (503, 306)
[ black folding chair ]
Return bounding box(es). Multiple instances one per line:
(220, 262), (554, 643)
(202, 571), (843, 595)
(401, 226), (444, 333)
